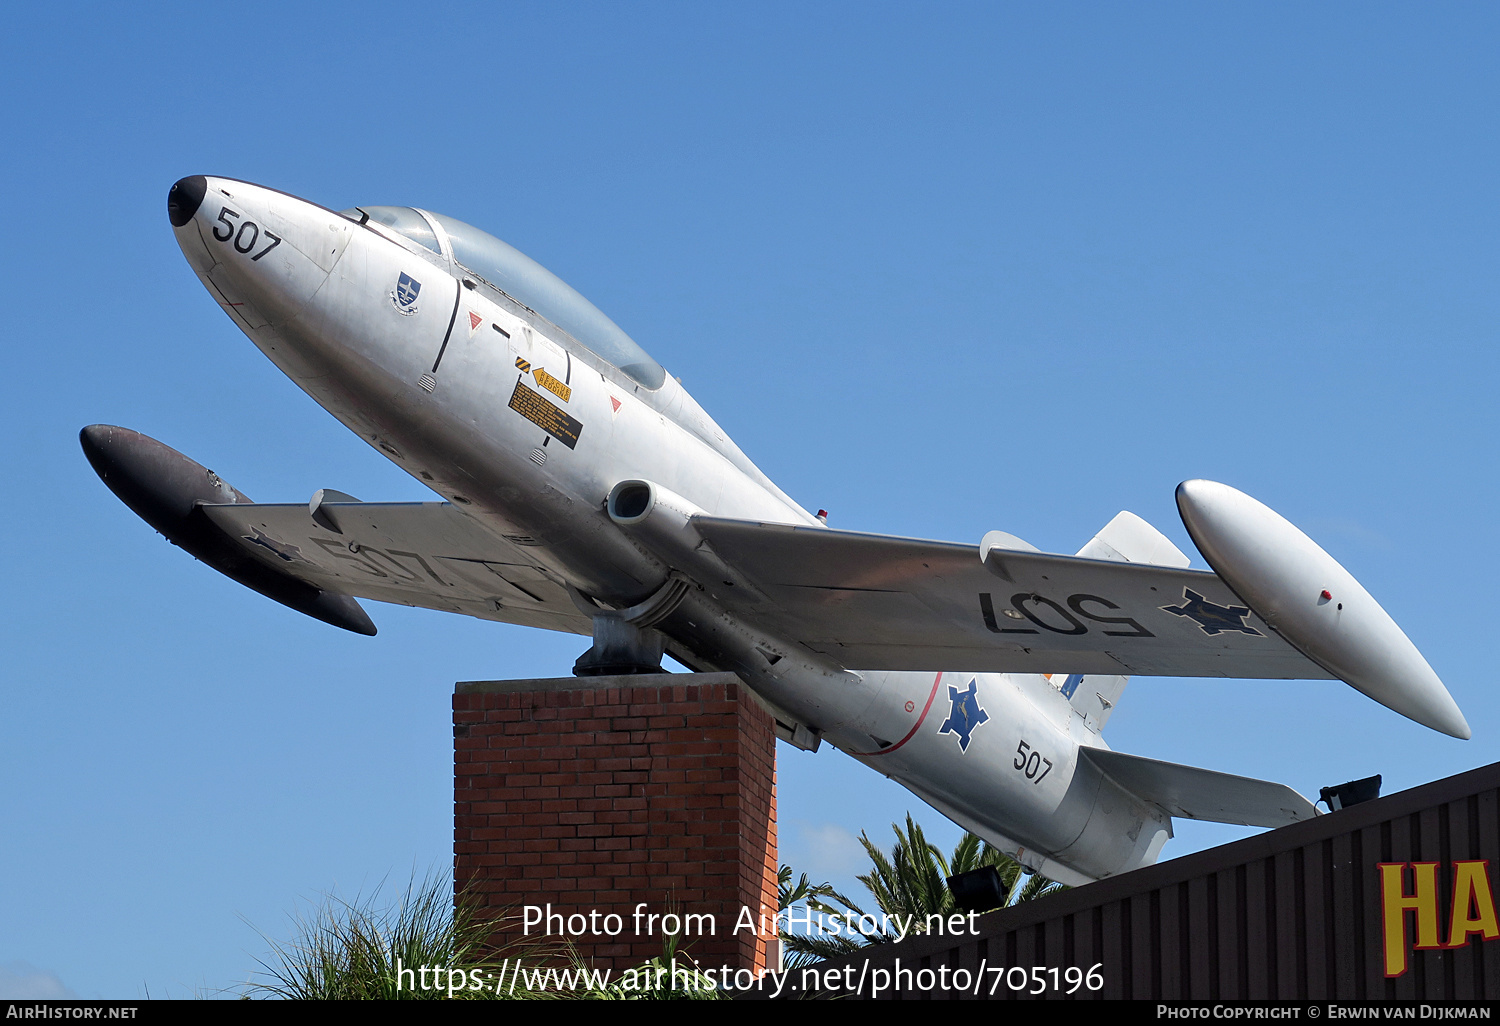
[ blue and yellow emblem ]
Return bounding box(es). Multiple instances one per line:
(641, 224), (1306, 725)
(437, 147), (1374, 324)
(938, 677), (989, 753)
(390, 272), (422, 315)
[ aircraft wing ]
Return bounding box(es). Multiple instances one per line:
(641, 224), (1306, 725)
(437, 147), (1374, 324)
(691, 517), (1334, 679)
(199, 501), (591, 635)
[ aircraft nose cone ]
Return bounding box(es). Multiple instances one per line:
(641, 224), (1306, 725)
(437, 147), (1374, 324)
(167, 176), (207, 227)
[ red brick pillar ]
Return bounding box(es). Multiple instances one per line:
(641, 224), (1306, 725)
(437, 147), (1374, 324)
(454, 672), (778, 973)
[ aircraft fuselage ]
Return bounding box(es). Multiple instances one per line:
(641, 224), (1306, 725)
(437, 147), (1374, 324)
(165, 176), (1177, 885)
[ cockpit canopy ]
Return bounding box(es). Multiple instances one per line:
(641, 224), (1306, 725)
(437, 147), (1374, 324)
(344, 205), (665, 390)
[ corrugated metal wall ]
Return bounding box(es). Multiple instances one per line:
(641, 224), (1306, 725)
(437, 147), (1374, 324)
(797, 762), (1500, 999)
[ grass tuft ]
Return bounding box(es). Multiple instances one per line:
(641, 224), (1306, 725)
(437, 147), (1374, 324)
(244, 873), (562, 1000)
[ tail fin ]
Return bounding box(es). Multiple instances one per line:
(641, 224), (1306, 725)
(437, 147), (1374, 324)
(1058, 512), (1191, 731)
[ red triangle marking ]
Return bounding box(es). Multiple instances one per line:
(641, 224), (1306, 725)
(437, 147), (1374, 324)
(610, 396), (621, 413)
(468, 311), (482, 330)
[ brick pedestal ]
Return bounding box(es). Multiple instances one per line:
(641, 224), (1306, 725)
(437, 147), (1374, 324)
(454, 672), (778, 972)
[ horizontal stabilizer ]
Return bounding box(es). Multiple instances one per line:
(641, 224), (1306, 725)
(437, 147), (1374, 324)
(1080, 746), (1317, 828)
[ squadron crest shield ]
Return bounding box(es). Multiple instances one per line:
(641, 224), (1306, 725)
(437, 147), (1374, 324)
(390, 272), (422, 315)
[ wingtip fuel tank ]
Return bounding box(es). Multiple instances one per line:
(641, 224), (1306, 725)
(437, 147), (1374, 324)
(1176, 479), (1469, 740)
(80, 425), (377, 636)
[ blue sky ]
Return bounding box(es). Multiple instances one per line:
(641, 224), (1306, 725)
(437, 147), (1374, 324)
(3, 1), (1498, 998)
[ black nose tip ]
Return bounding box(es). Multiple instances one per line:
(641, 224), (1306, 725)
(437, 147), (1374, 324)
(167, 176), (207, 227)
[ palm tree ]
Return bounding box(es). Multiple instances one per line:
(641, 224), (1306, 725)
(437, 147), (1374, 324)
(780, 814), (1065, 965)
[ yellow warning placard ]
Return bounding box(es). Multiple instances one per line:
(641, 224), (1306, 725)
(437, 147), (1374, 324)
(508, 380), (582, 449)
(533, 367), (572, 403)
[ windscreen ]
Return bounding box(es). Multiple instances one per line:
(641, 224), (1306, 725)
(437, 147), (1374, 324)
(342, 206), (442, 256)
(427, 211), (665, 390)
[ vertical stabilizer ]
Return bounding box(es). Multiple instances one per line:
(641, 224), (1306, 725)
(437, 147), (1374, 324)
(1062, 512), (1192, 731)
(1076, 510), (1191, 569)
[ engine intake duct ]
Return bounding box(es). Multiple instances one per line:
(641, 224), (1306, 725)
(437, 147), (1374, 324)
(606, 479), (711, 565)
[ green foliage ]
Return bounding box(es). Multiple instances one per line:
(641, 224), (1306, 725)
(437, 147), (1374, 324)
(777, 864), (846, 914)
(246, 819), (1058, 995)
(245, 874), (561, 1000)
(584, 931), (721, 1001)
(246, 875), (722, 1000)
(779, 814), (1067, 966)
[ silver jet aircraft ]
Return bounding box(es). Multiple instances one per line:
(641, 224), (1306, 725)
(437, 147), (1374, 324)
(82, 176), (1470, 886)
